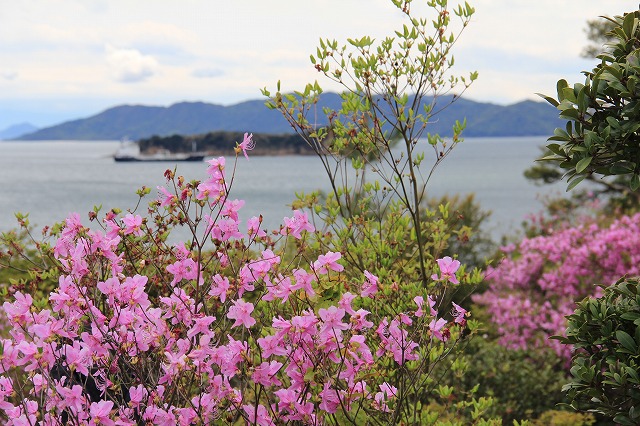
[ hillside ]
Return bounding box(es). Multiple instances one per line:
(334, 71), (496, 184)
(0, 122), (38, 140)
(15, 94), (564, 140)
(138, 131), (313, 156)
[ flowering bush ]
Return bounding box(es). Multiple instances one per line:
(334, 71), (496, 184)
(0, 1), (503, 423)
(474, 213), (640, 360)
(0, 149), (492, 425)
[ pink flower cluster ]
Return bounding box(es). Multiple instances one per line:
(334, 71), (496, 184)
(0, 156), (468, 425)
(474, 213), (640, 360)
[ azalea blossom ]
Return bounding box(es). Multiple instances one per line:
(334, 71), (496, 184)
(362, 270), (379, 297)
(281, 210), (315, 239)
(451, 302), (468, 326)
(313, 251), (344, 274)
(122, 213), (144, 236)
(431, 256), (461, 284)
(227, 299), (256, 328)
(237, 132), (255, 160)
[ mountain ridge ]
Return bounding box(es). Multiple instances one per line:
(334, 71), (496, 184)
(14, 94), (564, 140)
(0, 122), (38, 140)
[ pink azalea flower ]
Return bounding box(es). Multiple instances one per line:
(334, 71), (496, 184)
(89, 400), (115, 426)
(257, 334), (288, 358)
(209, 274), (230, 302)
(251, 361), (283, 387)
(429, 317), (449, 342)
(206, 156), (225, 178)
(3, 291), (33, 323)
(428, 295), (438, 316)
(242, 404), (274, 426)
(362, 270), (379, 297)
(319, 383), (342, 414)
(221, 198), (245, 221)
(339, 292), (356, 315)
(187, 315), (216, 339)
(318, 306), (348, 332)
(157, 185), (177, 207)
(291, 268), (316, 297)
(166, 258), (199, 286)
(128, 384), (147, 408)
(204, 215), (242, 242)
(227, 299), (256, 328)
(373, 383), (398, 412)
(238, 132), (255, 160)
(247, 216), (267, 237)
(351, 309), (374, 330)
(274, 387), (298, 414)
(451, 302), (468, 326)
(431, 256), (461, 284)
(281, 210), (315, 239)
(414, 296), (425, 317)
(196, 179), (224, 202)
(122, 213), (143, 237)
(313, 251), (344, 274)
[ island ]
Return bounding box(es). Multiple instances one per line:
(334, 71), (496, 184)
(137, 131), (314, 157)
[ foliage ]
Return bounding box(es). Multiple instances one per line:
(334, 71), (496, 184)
(444, 336), (567, 424)
(473, 212), (640, 360)
(538, 11), (640, 194)
(531, 409), (596, 426)
(0, 152), (495, 425)
(0, 1), (506, 424)
(423, 193), (495, 269)
(557, 276), (640, 425)
(582, 17), (617, 59)
(263, 0), (478, 296)
(0, 221), (61, 299)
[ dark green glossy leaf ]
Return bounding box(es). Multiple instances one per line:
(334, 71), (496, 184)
(576, 156), (592, 174)
(566, 174), (586, 191)
(616, 330), (637, 353)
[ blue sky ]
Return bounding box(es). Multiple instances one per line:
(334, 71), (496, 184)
(0, 0), (636, 130)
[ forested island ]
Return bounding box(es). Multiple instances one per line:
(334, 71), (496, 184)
(138, 131), (314, 156)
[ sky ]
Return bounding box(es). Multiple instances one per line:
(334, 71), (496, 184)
(0, 0), (636, 131)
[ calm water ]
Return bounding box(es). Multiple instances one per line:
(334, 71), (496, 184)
(0, 138), (565, 240)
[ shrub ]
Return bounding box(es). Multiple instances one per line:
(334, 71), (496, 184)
(539, 10), (640, 196)
(0, 1), (502, 423)
(0, 153), (494, 425)
(473, 213), (640, 360)
(531, 409), (596, 426)
(447, 336), (567, 423)
(559, 276), (640, 425)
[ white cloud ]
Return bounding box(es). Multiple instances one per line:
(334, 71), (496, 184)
(106, 45), (159, 83)
(1, 70), (17, 80)
(191, 68), (224, 78)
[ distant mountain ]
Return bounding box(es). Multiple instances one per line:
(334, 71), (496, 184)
(0, 122), (38, 140)
(15, 95), (564, 140)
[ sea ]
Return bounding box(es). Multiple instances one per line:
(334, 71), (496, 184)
(0, 137), (569, 242)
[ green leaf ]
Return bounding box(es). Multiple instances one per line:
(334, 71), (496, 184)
(622, 13), (638, 39)
(553, 127), (571, 141)
(621, 312), (640, 321)
(566, 174), (586, 192)
(610, 163), (634, 175)
(559, 107), (580, 120)
(556, 79), (569, 100)
(546, 143), (563, 156)
(613, 414), (636, 426)
(536, 92), (559, 107)
(632, 174), (640, 191)
(575, 156), (592, 174)
(617, 330), (637, 353)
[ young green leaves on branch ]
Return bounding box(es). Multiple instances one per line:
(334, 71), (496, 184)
(539, 11), (640, 192)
